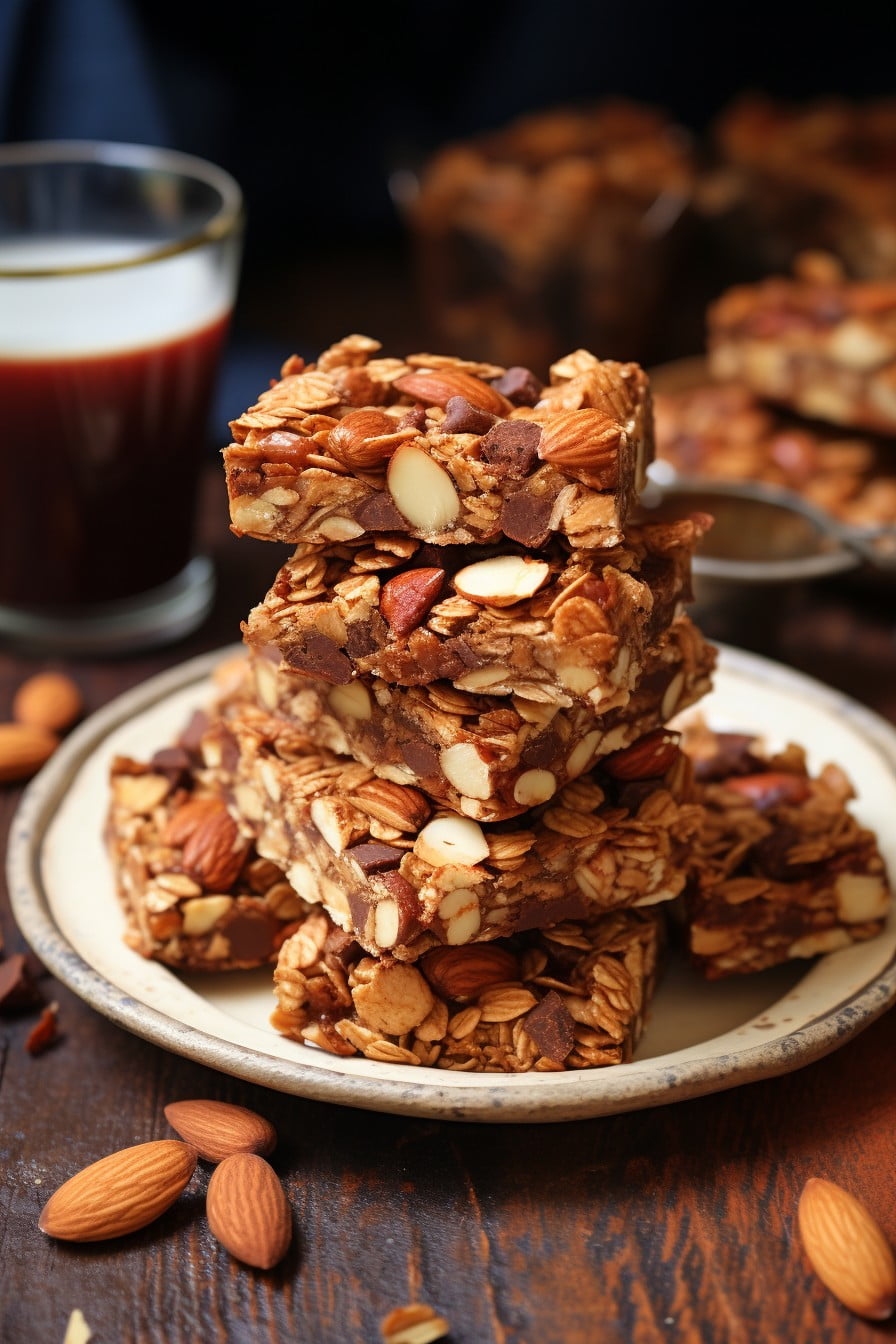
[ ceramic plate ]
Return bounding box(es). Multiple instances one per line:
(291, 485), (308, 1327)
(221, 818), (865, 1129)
(8, 645), (896, 1123)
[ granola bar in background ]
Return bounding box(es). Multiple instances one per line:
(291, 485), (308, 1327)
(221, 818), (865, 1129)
(681, 723), (891, 978)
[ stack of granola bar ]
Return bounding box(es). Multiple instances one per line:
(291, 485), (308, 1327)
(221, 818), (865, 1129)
(655, 253), (896, 527)
(104, 335), (891, 1074)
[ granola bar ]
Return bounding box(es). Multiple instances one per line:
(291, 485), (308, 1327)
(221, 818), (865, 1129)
(224, 338), (653, 550)
(204, 704), (701, 962)
(654, 378), (896, 528)
(710, 95), (896, 280)
(271, 904), (662, 1071)
(409, 100), (693, 369)
(107, 750), (307, 970)
(708, 256), (896, 434)
(681, 724), (891, 978)
(249, 615), (715, 823)
(243, 515), (706, 709)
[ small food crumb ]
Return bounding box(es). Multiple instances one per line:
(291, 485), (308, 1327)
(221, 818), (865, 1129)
(63, 1309), (92, 1344)
(380, 1302), (450, 1344)
(25, 1002), (59, 1055)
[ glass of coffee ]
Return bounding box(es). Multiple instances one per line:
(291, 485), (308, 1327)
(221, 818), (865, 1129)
(0, 141), (243, 653)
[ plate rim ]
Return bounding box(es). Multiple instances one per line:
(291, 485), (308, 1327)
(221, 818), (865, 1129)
(8, 643), (896, 1124)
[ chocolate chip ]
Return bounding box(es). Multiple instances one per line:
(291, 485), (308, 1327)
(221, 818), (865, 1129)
(401, 739), (441, 780)
(354, 492), (410, 532)
(500, 488), (554, 546)
(284, 632), (353, 685)
(492, 366), (543, 407)
(345, 842), (404, 874)
(479, 420), (541, 479)
(397, 405), (427, 432)
(442, 396), (496, 435)
(750, 825), (818, 881)
(219, 909), (277, 963)
(0, 954), (45, 1014)
(522, 991), (575, 1062)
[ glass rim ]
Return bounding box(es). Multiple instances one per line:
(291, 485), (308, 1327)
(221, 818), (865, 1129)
(0, 139), (244, 278)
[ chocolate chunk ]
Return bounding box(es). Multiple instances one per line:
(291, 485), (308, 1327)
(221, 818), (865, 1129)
(219, 909), (276, 963)
(520, 727), (563, 771)
(284, 633), (353, 685)
(345, 621), (381, 660)
(492, 366), (543, 407)
(354, 492), (410, 532)
(500, 488), (554, 547)
(611, 779), (660, 814)
(522, 990), (575, 1062)
(750, 825), (818, 882)
(479, 420), (541, 479)
(694, 733), (762, 782)
(442, 637), (484, 670)
(0, 954), (45, 1014)
(397, 405), (427, 432)
(401, 739), (441, 780)
(412, 544), (456, 573)
(323, 926), (361, 965)
(149, 746), (193, 790)
(512, 892), (589, 933)
(345, 842), (404, 874)
(346, 888), (373, 937)
(442, 396), (496, 436)
(178, 709), (210, 756)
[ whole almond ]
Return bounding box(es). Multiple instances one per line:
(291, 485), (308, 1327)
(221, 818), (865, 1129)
(352, 779), (431, 833)
(0, 722), (60, 782)
(724, 771), (812, 812)
(327, 409), (415, 471)
(537, 408), (622, 489)
(379, 567), (445, 637)
(798, 1177), (896, 1320)
(163, 796), (231, 848)
(420, 944), (519, 1000)
(39, 1140), (197, 1242)
(604, 729), (681, 781)
(164, 1099), (277, 1162)
(394, 369), (511, 416)
(181, 807), (248, 891)
(13, 672), (82, 733)
(206, 1152), (292, 1269)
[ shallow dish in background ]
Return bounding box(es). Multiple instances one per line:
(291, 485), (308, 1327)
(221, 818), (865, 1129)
(7, 644), (896, 1123)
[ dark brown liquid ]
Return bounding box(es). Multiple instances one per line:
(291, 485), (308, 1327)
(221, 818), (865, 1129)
(0, 313), (229, 608)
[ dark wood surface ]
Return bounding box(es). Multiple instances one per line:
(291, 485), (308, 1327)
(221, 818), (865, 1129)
(2, 469), (896, 1344)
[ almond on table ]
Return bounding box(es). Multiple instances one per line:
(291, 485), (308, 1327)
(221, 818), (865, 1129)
(206, 1152), (292, 1269)
(164, 1099), (276, 1162)
(38, 1141), (197, 1242)
(798, 1177), (896, 1320)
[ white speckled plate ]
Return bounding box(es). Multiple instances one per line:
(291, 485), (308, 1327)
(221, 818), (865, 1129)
(8, 644), (896, 1123)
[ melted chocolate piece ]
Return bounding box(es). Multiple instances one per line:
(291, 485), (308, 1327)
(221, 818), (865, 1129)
(500, 488), (554, 546)
(345, 842), (404, 874)
(354, 492), (410, 532)
(442, 396), (496, 435)
(401, 739), (441, 779)
(220, 909), (277, 963)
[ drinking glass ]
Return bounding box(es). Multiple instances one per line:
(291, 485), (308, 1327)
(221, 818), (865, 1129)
(0, 141), (244, 653)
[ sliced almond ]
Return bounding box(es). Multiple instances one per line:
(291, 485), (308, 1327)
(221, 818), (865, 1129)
(798, 1177), (896, 1319)
(453, 555), (550, 608)
(386, 443), (460, 533)
(415, 816), (489, 868)
(164, 1099), (276, 1162)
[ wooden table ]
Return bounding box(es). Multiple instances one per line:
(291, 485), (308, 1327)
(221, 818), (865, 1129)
(2, 469), (895, 1344)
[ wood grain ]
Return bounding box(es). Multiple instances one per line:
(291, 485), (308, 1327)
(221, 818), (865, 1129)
(1, 469), (895, 1343)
